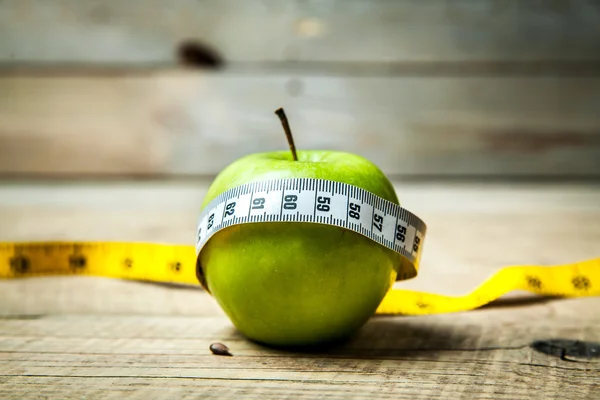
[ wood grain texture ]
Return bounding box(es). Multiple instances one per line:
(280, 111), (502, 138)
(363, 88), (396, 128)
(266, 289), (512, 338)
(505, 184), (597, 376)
(1, 71), (599, 177)
(0, 180), (599, 398)
(1, 0), (599, 65)
(0, 300), (599, 399)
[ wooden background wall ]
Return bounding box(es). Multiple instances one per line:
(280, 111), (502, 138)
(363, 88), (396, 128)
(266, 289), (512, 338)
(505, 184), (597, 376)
(0, 0), (599, 179)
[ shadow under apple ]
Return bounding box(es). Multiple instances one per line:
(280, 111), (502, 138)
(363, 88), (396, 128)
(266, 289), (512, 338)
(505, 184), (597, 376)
(232, 294), (565, 358)
(238, 316), (477, 360)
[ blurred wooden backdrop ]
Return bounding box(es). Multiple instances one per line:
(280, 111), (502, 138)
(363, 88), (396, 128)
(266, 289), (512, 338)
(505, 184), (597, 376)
(0, 0), (599, 179)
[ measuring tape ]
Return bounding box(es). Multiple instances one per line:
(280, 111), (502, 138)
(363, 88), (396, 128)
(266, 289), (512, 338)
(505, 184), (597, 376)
(195, 178), (426, 282)
(1, 178), (598, 316)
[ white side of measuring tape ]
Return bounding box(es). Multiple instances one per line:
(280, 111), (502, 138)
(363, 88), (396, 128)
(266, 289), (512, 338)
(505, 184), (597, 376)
(195, 178), (427, 269)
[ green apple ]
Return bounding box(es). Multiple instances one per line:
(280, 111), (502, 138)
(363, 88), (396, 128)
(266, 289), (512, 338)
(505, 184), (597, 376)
(197, 110), (403, 347)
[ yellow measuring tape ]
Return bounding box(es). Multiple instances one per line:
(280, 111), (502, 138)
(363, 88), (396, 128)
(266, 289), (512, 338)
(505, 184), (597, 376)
(1, 241), (598, 315)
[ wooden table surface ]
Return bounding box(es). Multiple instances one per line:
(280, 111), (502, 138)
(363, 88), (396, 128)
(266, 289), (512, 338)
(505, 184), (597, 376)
(1, 179), (599, 399)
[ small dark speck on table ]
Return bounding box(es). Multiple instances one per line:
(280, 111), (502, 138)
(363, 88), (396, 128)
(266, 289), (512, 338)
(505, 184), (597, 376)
(210, 342), (233, 356)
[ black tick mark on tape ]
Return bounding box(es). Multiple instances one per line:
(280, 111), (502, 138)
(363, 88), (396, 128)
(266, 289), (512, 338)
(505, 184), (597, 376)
(171, 262), (182, 272)
(531, 339), (600, 362)
(69, 255), (87, 270)
(572, 276), (591, 291)
(9, 255), (30, 274)
(526, 275), (542, 289)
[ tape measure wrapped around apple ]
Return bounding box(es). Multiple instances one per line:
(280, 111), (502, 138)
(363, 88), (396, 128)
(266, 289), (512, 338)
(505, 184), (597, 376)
(194, 108), (427, 347)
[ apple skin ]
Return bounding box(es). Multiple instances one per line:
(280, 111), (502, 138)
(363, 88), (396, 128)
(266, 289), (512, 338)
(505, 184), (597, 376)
(198, 150), (402, 347)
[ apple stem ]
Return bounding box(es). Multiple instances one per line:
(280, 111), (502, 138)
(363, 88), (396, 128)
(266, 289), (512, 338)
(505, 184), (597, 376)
(275, 107), (298, 161)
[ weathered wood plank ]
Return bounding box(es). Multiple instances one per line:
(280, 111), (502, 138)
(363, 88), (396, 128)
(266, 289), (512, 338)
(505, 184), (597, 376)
(0, 374), (595, 400)
(1, 71), (599, 177)
(1, 0), (599, 66)
(0, 307), (599, 399)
